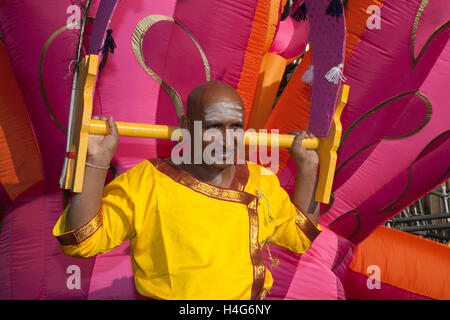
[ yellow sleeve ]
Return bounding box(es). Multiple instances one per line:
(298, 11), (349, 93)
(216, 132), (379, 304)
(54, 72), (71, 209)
(52, 162), (146, 258)
(262, 169), (321, 254)
(271, 200), (322, 254)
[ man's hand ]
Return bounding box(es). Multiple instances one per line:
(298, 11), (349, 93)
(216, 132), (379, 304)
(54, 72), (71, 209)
(289, 130), (320, 225)
(87, 115), (119, 167)
(288, 130), (319, 169)
(65, 115), (119, 232)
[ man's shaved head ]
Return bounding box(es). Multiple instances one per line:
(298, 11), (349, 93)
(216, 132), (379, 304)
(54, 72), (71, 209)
(186, 81), (244, 120)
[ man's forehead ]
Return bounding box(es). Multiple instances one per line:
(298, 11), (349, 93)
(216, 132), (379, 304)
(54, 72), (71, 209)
(202, 101), (244, 121)
(187, 81), (244, 119)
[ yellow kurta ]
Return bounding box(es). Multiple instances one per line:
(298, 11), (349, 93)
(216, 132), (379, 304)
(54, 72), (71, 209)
(53, 158), (321, 300)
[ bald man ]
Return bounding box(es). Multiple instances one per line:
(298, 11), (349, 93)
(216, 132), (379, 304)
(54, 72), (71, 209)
(53, 81), (321, 300)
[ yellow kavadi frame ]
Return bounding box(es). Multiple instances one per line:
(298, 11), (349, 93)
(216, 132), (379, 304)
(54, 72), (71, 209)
(60, 55), (348, 204)
(59, 19), (349, 202)
(60, 54), (98, 192)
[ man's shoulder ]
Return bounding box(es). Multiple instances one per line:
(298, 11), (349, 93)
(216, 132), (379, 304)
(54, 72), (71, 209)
(246, 161), (277, 179)
(245, 162), (283, 195)
(122, 158), (160, 179)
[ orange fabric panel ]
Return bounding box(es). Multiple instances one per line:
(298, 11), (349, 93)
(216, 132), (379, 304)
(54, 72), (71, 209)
(247, 53), (287, 130)
(344, 0), (384, 64)
(245, 0), (293, 130)
(349, 226), (450, 300)
(0, 41), (42, 200)
(237, 0), (273, 128)
(264, 49), (313, 174)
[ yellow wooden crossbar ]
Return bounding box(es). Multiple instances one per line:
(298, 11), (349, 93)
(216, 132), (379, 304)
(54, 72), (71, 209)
(89, 119), (320, 149)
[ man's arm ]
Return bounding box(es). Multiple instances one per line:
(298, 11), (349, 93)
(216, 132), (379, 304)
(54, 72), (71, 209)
(65, 116), (119, 231)
(288, 131), (320, 225)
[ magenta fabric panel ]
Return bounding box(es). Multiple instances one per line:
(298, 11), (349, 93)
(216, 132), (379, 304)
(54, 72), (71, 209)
(333, 93), (432, 192)
(283, 252), (341, 299)
(310, 0), (450, 244)
(262, 244), (302, 299)
(92, 0), (178, 173)
(0, 192), (96, 299)
(9, 194), (46, 299)
(412, 0), (449, 59)
(0, 2), (99, 298)
(343, 270), (433, 300)
(0, 0), (79, 193)
(331, 234), (356, 281)
(330, 133), (450, 245)
(87, 243), (146, 300)
(173, 0), (258, 88)
(332, 0), (450, 198)
(43, 193), (96, 299)
(264, 225), (352, 300)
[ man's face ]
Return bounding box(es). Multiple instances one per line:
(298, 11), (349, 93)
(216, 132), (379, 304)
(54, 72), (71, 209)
(184, 96), (245, 170)
(200, 100), (245, 168)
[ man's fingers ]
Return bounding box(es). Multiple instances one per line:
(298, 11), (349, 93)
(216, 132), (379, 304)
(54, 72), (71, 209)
(106, 116), (119, 137)
(306, 132), (315, 139)
(92, 115), (108, 121)
(289, 130), (307, 151)
(294, 132), (306, 148)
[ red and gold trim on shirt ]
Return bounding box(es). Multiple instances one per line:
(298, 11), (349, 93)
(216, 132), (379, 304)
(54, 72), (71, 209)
(149, 158), (254, 204)
(293, 203), (321, 243)
(149, 158), (266, 300)
(247, 198), (267, 300)
(55, 210), (103, 246)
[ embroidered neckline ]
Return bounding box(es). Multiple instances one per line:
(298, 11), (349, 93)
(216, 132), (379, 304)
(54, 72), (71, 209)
(150, 158), (250, 193)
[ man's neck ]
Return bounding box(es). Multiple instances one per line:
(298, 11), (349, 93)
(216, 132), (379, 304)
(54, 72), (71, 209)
(170, 160), (236, 188)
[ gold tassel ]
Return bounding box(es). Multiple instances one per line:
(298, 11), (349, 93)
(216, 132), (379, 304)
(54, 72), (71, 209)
(266, 245), (280, 267)
(255, 189), (272, 222)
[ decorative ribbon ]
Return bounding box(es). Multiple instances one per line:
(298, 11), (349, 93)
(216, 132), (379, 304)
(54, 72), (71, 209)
(132, 15), (211, 119)
(39, 17), (95, 135)
(39, 23), (75, 135)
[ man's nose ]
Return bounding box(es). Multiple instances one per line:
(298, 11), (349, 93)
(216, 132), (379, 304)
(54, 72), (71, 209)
(223, 128), (241, 147)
